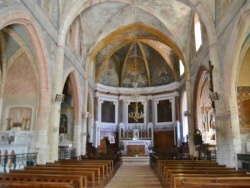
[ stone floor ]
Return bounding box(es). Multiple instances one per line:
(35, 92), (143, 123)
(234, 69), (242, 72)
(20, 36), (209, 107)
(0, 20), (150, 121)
(105, 162), (162, 188)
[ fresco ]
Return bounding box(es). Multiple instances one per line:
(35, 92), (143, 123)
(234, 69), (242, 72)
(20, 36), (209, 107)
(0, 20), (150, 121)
(98, 58), (120, 87)
(122, 57), (148, 88)
(96, 35), (177, 87)
(150, 55), (175, 86)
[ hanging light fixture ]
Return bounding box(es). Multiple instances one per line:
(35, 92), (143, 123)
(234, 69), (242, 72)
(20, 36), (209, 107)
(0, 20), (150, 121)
(128, 0), (144, 122)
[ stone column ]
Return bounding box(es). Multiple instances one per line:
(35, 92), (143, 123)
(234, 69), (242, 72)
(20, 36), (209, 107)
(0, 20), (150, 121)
(0, 43), (7, 129)
(48, 45), (64, 162)
(186, 78), (195, 157)
(36, 108), (49, 164)
(81, 79), (88, 155)
(0, 82), (4, 130)
(73, 122), (81, 156)
(209, 44), (241, 167)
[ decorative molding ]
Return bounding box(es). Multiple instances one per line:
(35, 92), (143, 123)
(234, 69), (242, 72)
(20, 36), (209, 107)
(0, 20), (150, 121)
(237, 86), (250, 92)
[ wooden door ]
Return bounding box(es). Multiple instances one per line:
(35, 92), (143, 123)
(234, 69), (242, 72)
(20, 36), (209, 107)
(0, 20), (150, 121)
(154, 131), (174, 149)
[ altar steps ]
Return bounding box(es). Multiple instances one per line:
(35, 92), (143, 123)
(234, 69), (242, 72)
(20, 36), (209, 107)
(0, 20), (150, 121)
(121, 156), (150, 164)
(105, 163), (162, 188)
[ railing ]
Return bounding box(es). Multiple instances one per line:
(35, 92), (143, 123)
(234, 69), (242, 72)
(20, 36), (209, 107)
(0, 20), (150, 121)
(237, 153), (250, 172)
(58, 147), (76, 159)
(0, 153), (37, 173)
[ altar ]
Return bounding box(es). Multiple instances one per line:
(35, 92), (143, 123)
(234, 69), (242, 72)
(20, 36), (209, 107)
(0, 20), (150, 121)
(120, 139), (152, 156)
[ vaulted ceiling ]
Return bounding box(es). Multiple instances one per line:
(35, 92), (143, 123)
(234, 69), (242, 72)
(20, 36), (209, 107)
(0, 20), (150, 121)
(76, 0), (194, 88)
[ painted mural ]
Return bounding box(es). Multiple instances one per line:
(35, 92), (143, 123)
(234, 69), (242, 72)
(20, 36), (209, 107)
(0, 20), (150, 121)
(150, 55), (175, 86)
(98, 58), (120, 87)
(123, 57), (148, 88)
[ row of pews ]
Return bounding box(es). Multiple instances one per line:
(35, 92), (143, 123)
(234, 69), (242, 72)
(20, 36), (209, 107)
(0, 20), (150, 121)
(0, 156), (122, 188)
(151, 158), (250, 188)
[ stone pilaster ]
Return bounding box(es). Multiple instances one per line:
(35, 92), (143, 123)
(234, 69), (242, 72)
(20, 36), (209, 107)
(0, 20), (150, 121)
(73, 122), (81, 156)
(81, 79), (89, 155)
(36, 129), (49, 164)
(186, 78), (195, 157)
(48, 45), (65, 162)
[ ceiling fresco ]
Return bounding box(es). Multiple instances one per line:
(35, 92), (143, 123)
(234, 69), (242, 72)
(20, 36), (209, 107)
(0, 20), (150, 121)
(67, 0), (201, 88)
(96, 25), (180, 88)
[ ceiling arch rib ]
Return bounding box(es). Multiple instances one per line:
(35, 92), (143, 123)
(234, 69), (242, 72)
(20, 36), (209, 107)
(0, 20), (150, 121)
(138, 41), (151, 86)
(139, 39), (178, 81)
(120, 41), (134, 87)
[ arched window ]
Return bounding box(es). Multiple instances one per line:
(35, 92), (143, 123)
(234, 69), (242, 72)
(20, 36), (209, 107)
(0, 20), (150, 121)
(179, 60), (184, 77)
(194, 13), (202, 51)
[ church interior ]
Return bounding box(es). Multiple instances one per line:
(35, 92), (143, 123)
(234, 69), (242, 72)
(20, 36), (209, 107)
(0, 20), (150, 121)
(1, 0), (250, 187)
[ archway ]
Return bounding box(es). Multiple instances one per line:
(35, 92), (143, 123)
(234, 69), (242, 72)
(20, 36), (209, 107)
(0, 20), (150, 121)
(0, 8), (50, 163)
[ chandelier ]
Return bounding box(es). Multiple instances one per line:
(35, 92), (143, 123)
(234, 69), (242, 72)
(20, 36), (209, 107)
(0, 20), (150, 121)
(128, 82), (144, 122)
(128, 1), (144, 122)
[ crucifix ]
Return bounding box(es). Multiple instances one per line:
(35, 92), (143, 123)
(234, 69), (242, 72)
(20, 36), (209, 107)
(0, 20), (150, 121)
(208, 61), (215, 109)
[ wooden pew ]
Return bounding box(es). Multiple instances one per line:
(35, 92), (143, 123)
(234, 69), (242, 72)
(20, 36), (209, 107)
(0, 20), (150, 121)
(56, 159), (114, 178)
(159, 163), (228, 185)
(10, 169), (95, 188)
(165, 169), (247, 188)
(52, 160), (112, 182)
(157, 160), (218, 176)
(24, 166), (103, 188)
(169, 173), (250, 188)
(36, 163), (107, 186)
(174, 176), (250, 188)
(0, 173), (84, 188)
(0, 181), (75, 188)
(160, 163), (223, 182)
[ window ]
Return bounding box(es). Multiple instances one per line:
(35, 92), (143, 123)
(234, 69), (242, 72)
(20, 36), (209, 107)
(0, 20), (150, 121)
(194, 13), (202, 51)
(179, 60), (184, 77)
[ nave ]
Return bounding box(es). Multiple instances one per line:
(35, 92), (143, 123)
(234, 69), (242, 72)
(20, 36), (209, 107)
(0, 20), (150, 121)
(106, 162), (162, 188)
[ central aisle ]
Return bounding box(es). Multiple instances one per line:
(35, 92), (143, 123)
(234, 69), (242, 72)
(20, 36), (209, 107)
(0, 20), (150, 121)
(106, 162), (162, 188)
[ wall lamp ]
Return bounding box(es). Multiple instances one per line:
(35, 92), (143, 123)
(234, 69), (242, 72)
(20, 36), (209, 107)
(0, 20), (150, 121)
(183, 110), (191, 116)
(55, 94), (65, 103)
(210, 92), (220, 101)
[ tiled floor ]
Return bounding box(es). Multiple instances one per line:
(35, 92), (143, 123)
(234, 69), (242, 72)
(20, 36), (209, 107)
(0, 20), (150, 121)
(106, 163), (162, 188)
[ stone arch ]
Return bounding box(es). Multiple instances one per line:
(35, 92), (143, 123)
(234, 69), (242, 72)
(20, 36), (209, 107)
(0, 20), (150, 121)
(223, 4), (250, 157)
(62, 68), (82, 123)
(0, 7), (51, 163)
(62, 68), (82, 154)
(193, 66), (209, 130)
(56, 0), (219, 157)
(0, 7), (51, 123)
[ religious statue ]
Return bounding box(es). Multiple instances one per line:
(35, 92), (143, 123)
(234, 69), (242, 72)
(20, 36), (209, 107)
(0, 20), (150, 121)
(59, 114), (67, 134)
